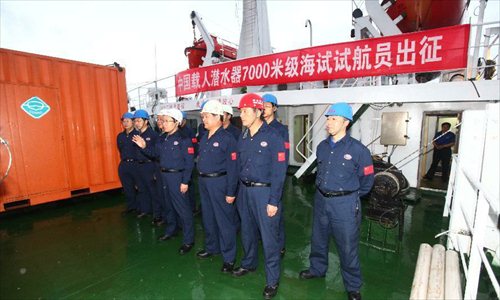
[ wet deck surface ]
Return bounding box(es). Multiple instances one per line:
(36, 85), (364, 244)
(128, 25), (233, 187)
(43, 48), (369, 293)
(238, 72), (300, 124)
(0, 176), (471, 299)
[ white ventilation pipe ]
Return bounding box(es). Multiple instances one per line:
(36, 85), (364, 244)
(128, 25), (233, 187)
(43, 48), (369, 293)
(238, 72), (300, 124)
(445, 250), (463, 299)
(427, 244), (446, 299)
(410, 243), (433, 299)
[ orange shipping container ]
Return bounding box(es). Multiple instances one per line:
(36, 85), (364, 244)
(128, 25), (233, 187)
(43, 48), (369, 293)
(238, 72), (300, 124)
(0, 48), (128, 212)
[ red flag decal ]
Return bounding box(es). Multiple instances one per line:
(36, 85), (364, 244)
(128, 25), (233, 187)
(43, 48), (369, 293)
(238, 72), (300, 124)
(191, 137), (198, 144)
(231, 152), (237, 161)
(187, 147), (194, 154)
(278, 152), (286, 162)
(364, 165), (374, 176)
(284, 142), (290, 149)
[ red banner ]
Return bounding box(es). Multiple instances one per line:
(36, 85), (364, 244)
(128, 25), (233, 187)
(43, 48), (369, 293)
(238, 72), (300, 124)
(176, 24), (470, 96)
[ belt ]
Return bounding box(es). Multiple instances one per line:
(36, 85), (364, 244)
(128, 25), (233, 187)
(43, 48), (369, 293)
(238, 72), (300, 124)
(122, 158), (135, 162)
(241, 180), (271, 187)
(160, 168), (184, 173)
(137, 160), (152, 164)
(199, 171), (227, 178)
(318, 188), (357, 198)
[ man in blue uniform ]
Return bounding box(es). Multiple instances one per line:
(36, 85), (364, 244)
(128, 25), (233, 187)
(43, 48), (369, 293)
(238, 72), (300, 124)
(232, 93), (287, 299)
(179, 111), (199, 215)
(133, 109), (159, 219)
(262, 93), (289, 258)
(299, 102), (374, 300)
(117, 112), (140, 214)
(133, 109), (196, 255)
(423, 122), (456, 182)
(196, 100), (239, 273)
(222, 104), (241, 141)
(151, 111), (167, 226)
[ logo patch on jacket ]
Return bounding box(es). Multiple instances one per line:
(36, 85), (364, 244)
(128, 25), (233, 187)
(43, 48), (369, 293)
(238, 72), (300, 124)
(344, 154), (352, 160)
(284, 142), (290, 149)
(278, 152), (286, 162)
(231, 152), (237, 160)
(364, 165), (374, 175)
(192, 138), (197, 144)
(174, 141), (179, 145)
(213, 142), (219, 147)
(260, 141), (268, 147)
(146, 137), (151, 141)
(187, 147), (195, 154)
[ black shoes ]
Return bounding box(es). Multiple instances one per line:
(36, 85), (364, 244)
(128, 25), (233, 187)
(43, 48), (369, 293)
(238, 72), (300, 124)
(299, 270), (325, 280)
(232, 266), (256, 277)
(151, 218), (164, 226)
(136, 212), (147, 218)
(263, 284), (279, 299)
(179, 243), (194, 255)
(196, 250), (217, 259)
(158, 232), (178, 241)
(347, 291), (361, 300)
(221, 262), (235, 273)
(280, 248), (286, 258)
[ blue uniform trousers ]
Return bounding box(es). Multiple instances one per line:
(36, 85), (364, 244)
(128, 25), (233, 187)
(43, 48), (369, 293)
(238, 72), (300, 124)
(199, 176), (238, 263)
(135, 162), (157, 214)
(118, 161), (139, 211)
(237, 185), (281, 286)
(152, 166), (165, 219)
(309, 190), (362, 292)
(162, 172), (194, 245)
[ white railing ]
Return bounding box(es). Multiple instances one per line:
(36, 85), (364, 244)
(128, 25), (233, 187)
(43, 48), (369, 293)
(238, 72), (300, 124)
(444, 105), (499, 299)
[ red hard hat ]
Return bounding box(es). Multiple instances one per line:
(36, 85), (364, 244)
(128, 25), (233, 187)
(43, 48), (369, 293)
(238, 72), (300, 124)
(238, 93), (264, 109)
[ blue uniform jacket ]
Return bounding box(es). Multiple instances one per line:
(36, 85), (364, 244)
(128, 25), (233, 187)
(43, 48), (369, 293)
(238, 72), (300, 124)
(141, 130), (195, 184)
(117, 129), (139, 160)
(135, 127), (158, 162)
(197, 126), (239, 197)
(237, 122), (287, 206)
(316, 135), (374, 197)
(433, 131), (456, 146)
(225, 123), (241, 141)
(268, 119), (290, 162)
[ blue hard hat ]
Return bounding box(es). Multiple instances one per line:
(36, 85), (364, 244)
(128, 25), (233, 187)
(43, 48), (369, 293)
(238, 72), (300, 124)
(262, 94), (278, 106)
(122, 112), (134, 120)
(134, 109), (149, 119)
(181, 111), (187, 119)
(325, 102), (353, 121)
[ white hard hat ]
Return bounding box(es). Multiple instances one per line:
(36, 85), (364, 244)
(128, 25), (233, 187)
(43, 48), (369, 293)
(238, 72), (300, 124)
(222, 104), (233, 115)
(201, 100), (224, 115)
(163, 108), (183, 123)
(157, 108), (169, 116)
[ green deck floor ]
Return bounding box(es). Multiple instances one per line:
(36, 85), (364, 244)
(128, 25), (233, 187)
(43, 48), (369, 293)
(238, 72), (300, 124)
(0, 176), (465, 299)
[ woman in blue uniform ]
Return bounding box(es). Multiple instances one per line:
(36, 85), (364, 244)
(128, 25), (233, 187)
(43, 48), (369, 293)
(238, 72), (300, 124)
(133, 109), (158, 218)
(117, 112), (140, 214)
(196, 100), (239, 273)
(299, 102), (374, 300)
(133, 109), (195, 255)
(231, 93), (287, 299)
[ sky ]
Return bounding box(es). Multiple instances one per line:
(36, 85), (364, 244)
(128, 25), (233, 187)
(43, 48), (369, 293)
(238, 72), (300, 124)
(1, 0), (499, 101)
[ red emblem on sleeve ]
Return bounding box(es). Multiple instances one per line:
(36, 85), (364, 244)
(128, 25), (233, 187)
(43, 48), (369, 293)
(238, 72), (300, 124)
(364, 165), (374, 175)
(284, 142), (290, 149)
(187, 147), (195, 154)
(231, 152), (237, 160)
(278, 152), (286, 162)
(191, 137), (198, 144)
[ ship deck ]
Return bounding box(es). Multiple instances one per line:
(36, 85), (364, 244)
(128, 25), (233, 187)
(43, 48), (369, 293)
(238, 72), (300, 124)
(0, 175), (495, 299)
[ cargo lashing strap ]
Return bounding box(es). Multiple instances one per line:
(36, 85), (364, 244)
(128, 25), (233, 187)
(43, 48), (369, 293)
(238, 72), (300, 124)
(0, 136), (12, 184)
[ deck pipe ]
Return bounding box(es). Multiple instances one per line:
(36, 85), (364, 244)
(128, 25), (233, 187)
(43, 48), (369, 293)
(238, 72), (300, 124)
(445, 250), (463, 299)
(427, 244), (446, 299)
(410, 243), (433, 299)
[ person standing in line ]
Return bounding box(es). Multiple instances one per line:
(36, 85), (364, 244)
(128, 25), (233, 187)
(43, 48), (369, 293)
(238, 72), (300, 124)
(133, 109), (195, 255)
(299, 102), (374, 300)
(196, 100), (239, 273)
(231, 93), (287, 299)
(179, 111), (200, 216)
(117, 112), (140, 214)
(222, 104), (241, 141)
(133, 109), (158, 219)
(262, 93), (289, 258)
(423, 122), (456, 182)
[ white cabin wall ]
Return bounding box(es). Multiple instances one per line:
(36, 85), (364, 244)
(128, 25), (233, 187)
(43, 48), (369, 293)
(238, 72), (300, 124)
(352, 102), (488, 187)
